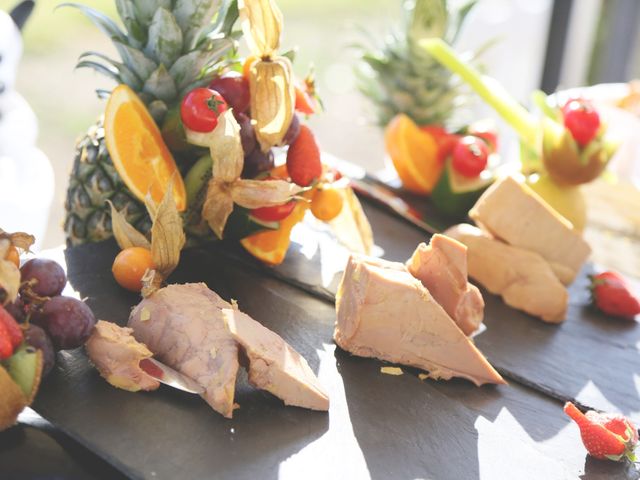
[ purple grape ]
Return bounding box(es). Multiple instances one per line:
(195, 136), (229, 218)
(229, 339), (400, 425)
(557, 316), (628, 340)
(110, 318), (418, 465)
(242, 148), (275, 179)
(33, 296), (95, 350)
(237, 112), (257, 156)
(20, 259), (66, 297)
(282, 115), (301, 145)
(24, 324), (55, 377)
(209, 72), (250, 113)
(4, 296), (25, 323)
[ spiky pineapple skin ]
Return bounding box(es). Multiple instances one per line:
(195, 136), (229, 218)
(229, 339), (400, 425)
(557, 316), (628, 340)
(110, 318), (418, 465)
(64, 121), (151, 246)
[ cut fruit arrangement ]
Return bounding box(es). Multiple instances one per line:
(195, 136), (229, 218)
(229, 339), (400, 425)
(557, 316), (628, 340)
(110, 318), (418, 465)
(64, 0), (371, 266)
(0, 229), (96, 429)
(358, 0), (498, 219)
(421, 38), (619, 231)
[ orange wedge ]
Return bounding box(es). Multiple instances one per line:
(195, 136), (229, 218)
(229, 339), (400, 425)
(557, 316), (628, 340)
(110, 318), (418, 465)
(241, 200), (308, 265)
(105, 85), (187, 211)
(384, 114), (441, 195)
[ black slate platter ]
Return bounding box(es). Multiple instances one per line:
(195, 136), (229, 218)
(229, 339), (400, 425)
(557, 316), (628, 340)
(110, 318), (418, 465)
(30, 241), (639, 479)
(216, 200), (640, 425)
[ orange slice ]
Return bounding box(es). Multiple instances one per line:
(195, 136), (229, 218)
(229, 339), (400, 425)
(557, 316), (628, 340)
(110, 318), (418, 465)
(241, 201), (309, 265)
(384, 114), (441, 195)
(105, 85), (187, 211)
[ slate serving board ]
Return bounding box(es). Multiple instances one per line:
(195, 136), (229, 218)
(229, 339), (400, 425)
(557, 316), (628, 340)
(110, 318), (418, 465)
(217, 200), (640, 425)
(29, 241), (639, 479)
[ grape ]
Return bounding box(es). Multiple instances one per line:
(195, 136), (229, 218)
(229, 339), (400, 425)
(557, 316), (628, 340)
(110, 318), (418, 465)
(33, 296), (96, 350)
(24, 324), (55, 377)
(242, 148), (275, 179)
(209, 72), (250, 114)
(4, 296), (25, 323)
(237, 112), (257, 156)
(20, 259), (66, 297)
(282, 115), (301, 145)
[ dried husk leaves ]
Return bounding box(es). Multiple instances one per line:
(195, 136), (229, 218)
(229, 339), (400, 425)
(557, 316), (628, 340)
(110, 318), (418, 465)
(0, 230), (35, 252)
(146, 178), (186, 281)
(0, 239), (20, 304)
(201, 110), (304, 239)
(238, 0), (283, 57)
(107, 201), (151, 250)
(328, 186), (374, 255)
(248, 57), (295, 152)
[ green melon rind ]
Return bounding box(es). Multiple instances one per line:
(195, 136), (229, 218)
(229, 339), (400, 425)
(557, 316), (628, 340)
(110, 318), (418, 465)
(431, 159), (494, 219)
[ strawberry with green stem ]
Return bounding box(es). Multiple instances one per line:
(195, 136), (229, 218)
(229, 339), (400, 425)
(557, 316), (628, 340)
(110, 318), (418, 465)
(564, 402), (638, 462)
(590, 271), (640, 319)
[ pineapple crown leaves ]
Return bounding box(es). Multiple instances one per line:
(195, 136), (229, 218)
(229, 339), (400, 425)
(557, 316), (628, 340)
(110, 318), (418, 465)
(60, 0), (239, 108)
(355, 0), (480, 127)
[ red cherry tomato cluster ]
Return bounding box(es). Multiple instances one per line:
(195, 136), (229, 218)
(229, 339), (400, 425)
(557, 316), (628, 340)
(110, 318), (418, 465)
(180, 88), (229, 133)
(562, 98), (601, 147)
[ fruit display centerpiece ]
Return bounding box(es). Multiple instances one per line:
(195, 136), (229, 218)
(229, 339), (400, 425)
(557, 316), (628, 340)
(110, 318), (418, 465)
(422, 38), (619, 231)
(357, 0), (499, 220)
(64, 0), (371, 267)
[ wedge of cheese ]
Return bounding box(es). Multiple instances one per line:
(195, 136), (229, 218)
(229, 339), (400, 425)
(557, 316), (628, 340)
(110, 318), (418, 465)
(469, 176), (590, 284)
(446, 224), (568, 323)
(334, 255), (505, 386)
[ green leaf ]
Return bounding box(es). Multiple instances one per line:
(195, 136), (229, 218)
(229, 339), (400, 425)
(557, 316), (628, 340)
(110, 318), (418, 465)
(133, 0), (172, 25)
(143, 64), (177, 102)
(58, 3), (127, 43)
(146, 8), (184, 67)
(114, 41), (158, 81)
(170, 39), (233, 92)
(173, 0), (221, 50)
(75, 60), (122, 84)
(115, 0), (146, 47)
(78, 51), (143, 90)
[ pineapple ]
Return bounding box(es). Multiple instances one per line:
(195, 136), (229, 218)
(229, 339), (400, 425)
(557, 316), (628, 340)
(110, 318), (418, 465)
(64, 0), (238, 246)
(357, 0), (477, 128)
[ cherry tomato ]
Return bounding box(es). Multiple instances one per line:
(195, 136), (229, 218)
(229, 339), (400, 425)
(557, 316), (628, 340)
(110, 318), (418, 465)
(452, 136), (489, 178)
(467, 121), (499, 152)
(251, 201), (297, 222)
(209, 72), (250, 114)
(294, 85), (315, 115)
(180, 88), (228, 133)
(562, 98), (601, 147)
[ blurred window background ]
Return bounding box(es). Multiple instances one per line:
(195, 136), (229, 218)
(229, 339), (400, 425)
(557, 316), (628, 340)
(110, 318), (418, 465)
(0, 0), (638, 248)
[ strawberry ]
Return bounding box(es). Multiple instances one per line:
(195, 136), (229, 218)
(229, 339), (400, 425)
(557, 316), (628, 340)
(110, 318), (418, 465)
(0, 321), (13, 360)
(286, 125), (322, 187)
(564, 402), (638, 461)
(295, 86), (315, 115)
(590, 271), (640, 319)
(0, 304), (23, 349)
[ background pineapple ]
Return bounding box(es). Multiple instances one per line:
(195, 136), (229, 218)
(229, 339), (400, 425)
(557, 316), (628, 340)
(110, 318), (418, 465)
(64, 0), (237, 245)
(357, 0), (477, 128)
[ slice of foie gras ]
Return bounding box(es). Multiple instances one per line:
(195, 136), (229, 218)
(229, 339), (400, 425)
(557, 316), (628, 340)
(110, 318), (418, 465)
(445, 224), (568, 323)
(223, 308), (329, 411)
(129, 283), (239, 418)
(469, 176), (590, 284)
(407, 234), (484, 336)
(334, 255), (505, 386)
(85, 320), (160, 392)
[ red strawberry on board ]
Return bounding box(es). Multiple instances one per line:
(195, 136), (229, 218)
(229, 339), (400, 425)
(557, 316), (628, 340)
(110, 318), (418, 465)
(564, 402), (638, 462)
(286, 125), (322, 187)
(0, 305), (23, 350)
(0, 321), (14, 360)
(590, 271), (640, 319)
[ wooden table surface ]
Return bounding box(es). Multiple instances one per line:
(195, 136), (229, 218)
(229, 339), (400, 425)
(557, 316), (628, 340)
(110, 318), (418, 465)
(1, 186), (640, 480)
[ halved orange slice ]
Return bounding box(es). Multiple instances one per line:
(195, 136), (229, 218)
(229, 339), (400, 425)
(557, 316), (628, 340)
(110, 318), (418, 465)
(384, 114), (441, 195)
(241, 200), (308, 265)
(105, 85), (187, 211)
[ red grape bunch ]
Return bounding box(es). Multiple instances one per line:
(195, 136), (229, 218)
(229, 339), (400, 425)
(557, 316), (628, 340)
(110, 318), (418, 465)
(2, 257), (96, 377)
